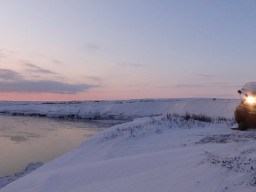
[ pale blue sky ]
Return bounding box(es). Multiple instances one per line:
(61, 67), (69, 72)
(0, 0), (255, 101)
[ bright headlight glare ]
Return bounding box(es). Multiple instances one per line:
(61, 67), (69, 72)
(246, 97), (256, 104)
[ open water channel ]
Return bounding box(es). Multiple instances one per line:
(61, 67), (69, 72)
(0, 115), (120, 177)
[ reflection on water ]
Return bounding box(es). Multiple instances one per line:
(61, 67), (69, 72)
(0, 115), (118, 177)
(2, 135), (29, 142)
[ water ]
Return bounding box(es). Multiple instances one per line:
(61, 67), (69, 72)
(0, 115), (119, 177)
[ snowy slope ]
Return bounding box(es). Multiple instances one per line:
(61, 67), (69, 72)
(3, 98), (256, 192)
(0, 163), (43, 189)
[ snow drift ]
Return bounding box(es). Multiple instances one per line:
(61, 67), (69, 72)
(2, 98), (256, 192)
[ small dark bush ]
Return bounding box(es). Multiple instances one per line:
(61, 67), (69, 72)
(217, 117), (227, 121)
(181, 113), (212, 122)
(183, 112), (192, 121)
(191, 114), (212, 122)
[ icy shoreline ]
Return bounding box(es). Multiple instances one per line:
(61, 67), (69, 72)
(0, 162), (43, 189)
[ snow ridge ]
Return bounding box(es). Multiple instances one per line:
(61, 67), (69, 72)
(0, 162), (43, 189)
(103, 113), (235, 141)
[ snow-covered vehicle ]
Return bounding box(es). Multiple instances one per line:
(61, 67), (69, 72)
(235, 82), (256, 130)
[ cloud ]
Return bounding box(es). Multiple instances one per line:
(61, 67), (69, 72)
(175, 83), (205, 88)
(84, 43), (100, 51)
(196, 73), (212, 79)
(87, 76), (102, 82)
(0, 48), (16, 57)
(25, 63), (56, 74)
(52, 59), (62, 64)
(175, 82), (241, 89)
(211, 82), (241, 88)
(220, 84), (241, 88)
(0, 68), (98, 94)
(0, 69), (23, 81)
(119, 62), (143, 67)
(0, 50), (7, 58)
(0, 80), (97, 94)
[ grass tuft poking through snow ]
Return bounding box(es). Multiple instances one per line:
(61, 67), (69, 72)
(103, 113), (235, 141)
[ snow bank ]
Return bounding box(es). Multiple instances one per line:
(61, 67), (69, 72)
(3, 98), (255, 192)
(0, 162), (43, 189)
(0, 98), (239, 119)
(2, 113), (256, 192)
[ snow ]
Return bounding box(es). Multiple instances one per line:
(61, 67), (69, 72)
(0, 98), (239, 119)
(2, 98), (256, 192)
(0, 162), (43, 189)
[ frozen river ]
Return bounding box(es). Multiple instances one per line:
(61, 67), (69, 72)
(0, 115), (119, 177)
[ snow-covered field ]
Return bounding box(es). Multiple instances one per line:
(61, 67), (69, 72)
(3, 98), (256, 192)
(0, 98), (239, 120)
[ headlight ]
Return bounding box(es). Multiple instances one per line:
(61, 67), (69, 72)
(246, 97), (256, 104)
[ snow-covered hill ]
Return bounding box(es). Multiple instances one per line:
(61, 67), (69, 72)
(3, 98), (256, 192)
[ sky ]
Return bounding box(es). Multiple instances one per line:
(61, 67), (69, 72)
(0, 0), (255, 101)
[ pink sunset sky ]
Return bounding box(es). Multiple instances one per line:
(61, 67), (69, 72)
(0, 0), (255, 101)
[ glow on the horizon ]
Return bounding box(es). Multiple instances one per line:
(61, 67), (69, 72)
(0, 85), (237, 101)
